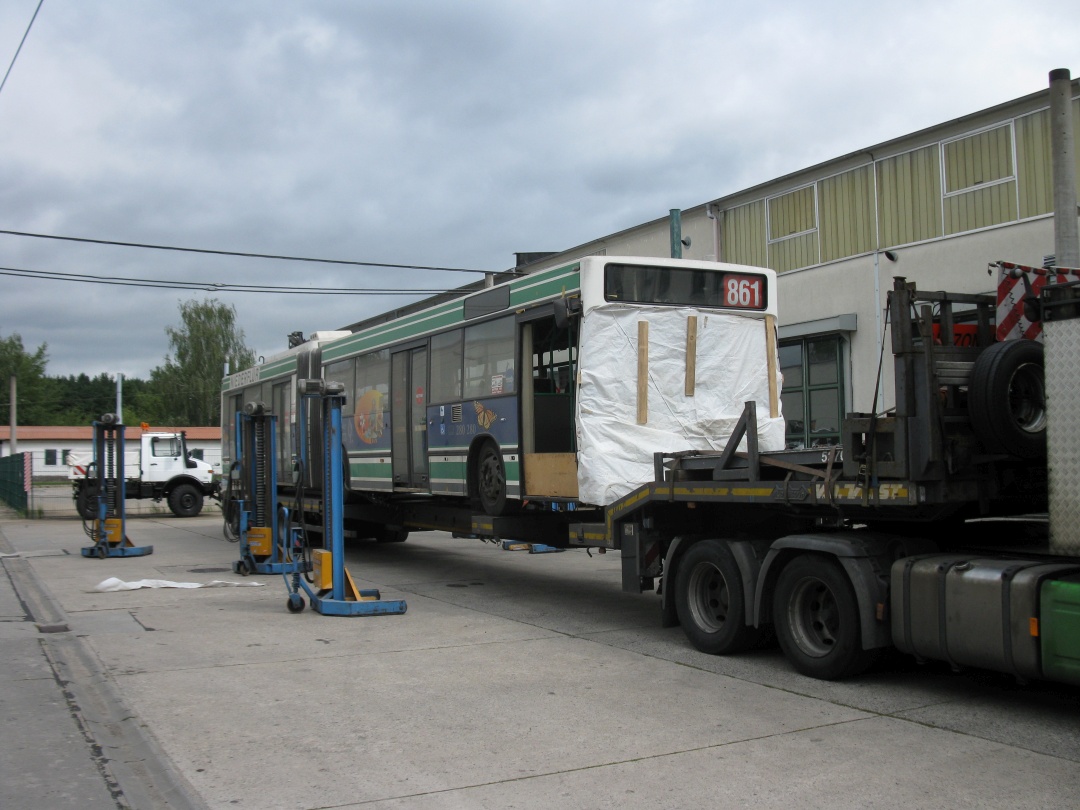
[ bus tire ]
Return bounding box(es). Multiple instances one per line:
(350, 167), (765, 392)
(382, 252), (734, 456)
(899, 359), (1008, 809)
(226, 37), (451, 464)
(76, 483), (98, 520)
(376, 526), (409, 543)
(168, 483), (204, 518)
(968, 339), (1046, 459)
(772, 554), (874, 680)
(476, 441), (511, 516)
(674, 539), (762, 655)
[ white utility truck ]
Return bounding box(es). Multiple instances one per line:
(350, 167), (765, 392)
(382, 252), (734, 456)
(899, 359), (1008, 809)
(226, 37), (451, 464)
(71, 429), (219, 518)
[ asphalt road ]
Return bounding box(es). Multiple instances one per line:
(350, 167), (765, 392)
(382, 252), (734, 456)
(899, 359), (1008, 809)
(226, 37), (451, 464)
(2, 514), (1078, 809)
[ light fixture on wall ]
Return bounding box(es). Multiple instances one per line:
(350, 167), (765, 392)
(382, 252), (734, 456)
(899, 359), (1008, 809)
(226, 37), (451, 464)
(884, 250), (899, 263)
(681, 237), (691, 248)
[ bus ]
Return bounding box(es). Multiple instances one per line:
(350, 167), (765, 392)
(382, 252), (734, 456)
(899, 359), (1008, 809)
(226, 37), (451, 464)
(221, 256), (784, 528)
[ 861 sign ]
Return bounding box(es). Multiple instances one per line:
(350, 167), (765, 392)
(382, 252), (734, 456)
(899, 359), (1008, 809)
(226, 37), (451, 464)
(723, 273), (765, 310)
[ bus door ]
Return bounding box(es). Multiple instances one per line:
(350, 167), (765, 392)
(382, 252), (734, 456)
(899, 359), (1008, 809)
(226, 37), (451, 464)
(519, 313), (577, 498)
(391, 346), (429, 488)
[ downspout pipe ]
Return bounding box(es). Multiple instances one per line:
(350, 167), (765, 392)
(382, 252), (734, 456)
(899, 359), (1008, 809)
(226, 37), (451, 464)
(669, 209), (682, 259)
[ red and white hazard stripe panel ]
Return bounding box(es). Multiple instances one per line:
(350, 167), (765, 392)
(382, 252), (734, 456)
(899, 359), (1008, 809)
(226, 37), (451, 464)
(994, 260), (1080, 342)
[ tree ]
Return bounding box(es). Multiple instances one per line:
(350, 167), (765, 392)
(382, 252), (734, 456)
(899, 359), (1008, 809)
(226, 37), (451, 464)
(151, 299), (255, 426)
(0, 333), (51, 425)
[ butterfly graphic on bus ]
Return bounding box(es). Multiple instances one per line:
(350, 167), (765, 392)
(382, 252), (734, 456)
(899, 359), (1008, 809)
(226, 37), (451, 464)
(474, 401), (497, 430)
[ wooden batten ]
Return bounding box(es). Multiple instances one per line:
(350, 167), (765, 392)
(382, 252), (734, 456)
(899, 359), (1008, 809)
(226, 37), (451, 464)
(637, 320), (649, 424)
(765, 313), (779, 418)
(685, 315), (698, 397)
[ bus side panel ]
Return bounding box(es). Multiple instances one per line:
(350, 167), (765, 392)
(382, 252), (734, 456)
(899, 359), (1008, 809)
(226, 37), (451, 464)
(427, 397), (520, 498)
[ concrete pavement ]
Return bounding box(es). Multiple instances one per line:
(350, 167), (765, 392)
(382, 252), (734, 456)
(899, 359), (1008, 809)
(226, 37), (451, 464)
(1, 514), (1078, 809)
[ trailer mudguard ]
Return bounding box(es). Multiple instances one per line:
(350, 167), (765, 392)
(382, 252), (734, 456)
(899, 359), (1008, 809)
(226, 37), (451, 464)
(753, 533), (935, 650)
(660, 536), (762, 630)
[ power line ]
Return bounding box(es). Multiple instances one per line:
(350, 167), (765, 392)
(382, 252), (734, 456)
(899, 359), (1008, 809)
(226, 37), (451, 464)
(0, 228), (517, 276)
(0, 265), (451, 295)
(0, 0), (44, 99)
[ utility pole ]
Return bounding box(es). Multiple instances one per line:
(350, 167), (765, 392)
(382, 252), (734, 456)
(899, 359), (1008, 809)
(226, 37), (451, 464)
(1049, 68), (1079, 267)
(8, 375), (16, 454)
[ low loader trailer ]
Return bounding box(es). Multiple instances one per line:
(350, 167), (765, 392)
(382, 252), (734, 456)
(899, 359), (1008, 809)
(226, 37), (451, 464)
(300, 270), (1080, 685)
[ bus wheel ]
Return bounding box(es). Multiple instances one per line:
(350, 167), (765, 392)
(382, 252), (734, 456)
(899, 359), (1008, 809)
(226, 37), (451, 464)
(476, 441), (510, 516)
(674, 539), (762, 655)
(376, 526), (409, 543)
(772, 554), (874, 680)
(76, 484), (98, 520)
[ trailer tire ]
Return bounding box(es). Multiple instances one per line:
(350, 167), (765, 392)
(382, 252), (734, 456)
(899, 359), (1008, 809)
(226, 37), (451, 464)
(674, 539), (762, 655)
(773, 554), (874, 680)
(168, 483), (204, 518)
(968, 339), (1046, 459)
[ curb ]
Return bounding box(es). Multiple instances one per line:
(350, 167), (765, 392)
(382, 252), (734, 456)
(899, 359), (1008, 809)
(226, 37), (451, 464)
(0, 526), (211, 810)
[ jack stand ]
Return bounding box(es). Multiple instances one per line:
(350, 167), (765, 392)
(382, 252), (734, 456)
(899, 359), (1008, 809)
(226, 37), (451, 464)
(81, 415), (153, 559)
(228, 403), (311, 581)
(285, 380), (407, 617)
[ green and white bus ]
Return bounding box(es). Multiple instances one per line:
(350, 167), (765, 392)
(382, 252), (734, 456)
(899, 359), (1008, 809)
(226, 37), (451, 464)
(222, 255), (783, 520)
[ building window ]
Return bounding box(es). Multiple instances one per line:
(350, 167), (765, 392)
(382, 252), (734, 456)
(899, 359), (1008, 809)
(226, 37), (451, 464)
(44, 449), (58, 466)
(941, 124), (1018, 235)
(62, 449), (72, 465)
(767, 185), (819, 273)
(780, 335), (843, 449)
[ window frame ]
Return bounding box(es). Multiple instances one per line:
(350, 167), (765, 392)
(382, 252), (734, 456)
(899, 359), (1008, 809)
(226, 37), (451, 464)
(779, 334), (845, 450)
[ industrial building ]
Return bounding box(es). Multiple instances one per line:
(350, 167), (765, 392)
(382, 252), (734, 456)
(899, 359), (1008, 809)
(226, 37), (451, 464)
(520, 74), (1080, 450)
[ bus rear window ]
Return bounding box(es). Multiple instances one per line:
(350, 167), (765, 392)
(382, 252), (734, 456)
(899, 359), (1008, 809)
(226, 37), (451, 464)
(604, 263), (767, 310)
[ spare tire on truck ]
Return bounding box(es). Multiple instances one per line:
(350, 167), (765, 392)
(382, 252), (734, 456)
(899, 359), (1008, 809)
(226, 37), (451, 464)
(968, 339), (1046, 459)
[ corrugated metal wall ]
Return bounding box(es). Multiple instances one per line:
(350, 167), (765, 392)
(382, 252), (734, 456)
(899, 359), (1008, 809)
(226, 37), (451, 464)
(1016, 109), (1053, 219)
(819, 164), (875, 262)
(877, 145), (942, 247)
(721, 199), (767, 267)
(717, 96), (1079, 273)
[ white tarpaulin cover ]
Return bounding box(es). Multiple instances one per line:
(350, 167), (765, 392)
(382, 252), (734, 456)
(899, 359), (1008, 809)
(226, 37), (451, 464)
(576, 305), (785, 506)
(94, 577), (264, 592)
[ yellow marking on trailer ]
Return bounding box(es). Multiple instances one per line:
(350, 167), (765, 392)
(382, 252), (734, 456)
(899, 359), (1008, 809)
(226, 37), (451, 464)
(821, 482), (911, 501)
(671, 486), (773, 498)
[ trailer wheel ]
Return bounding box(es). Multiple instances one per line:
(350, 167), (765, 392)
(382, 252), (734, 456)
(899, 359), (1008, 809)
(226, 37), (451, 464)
(968, 339), (1046, 459)
(773, 554), (874, 680)
(168, 483), (204, 518)
(674, 539), (762, 655)
(476, 441), (512, 516)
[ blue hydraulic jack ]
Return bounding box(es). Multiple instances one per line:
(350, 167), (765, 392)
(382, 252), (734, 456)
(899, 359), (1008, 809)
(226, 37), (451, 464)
(227, 402), (311, 580)
(284, 379), (407, 617)
(80, 414), (153, 559)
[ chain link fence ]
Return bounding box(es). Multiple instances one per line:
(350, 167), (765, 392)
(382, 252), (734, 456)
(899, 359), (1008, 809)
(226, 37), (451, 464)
(1, 462), (222, 520)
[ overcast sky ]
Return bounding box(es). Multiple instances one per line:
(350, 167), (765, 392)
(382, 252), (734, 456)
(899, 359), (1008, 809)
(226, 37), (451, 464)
(1, 1), (1077, 383)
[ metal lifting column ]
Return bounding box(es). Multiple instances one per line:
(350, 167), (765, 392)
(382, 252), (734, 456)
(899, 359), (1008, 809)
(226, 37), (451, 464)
(285, 379), (406, 617)
(229, 402), (310, 579)
(80, 414), (153, 559)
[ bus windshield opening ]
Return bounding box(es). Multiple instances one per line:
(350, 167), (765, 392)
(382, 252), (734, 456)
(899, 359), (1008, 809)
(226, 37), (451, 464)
(604, 263), (767, 310)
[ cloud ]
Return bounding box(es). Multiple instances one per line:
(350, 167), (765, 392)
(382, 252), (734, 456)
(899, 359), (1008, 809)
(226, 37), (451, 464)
(0, 0), (1077, 382)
